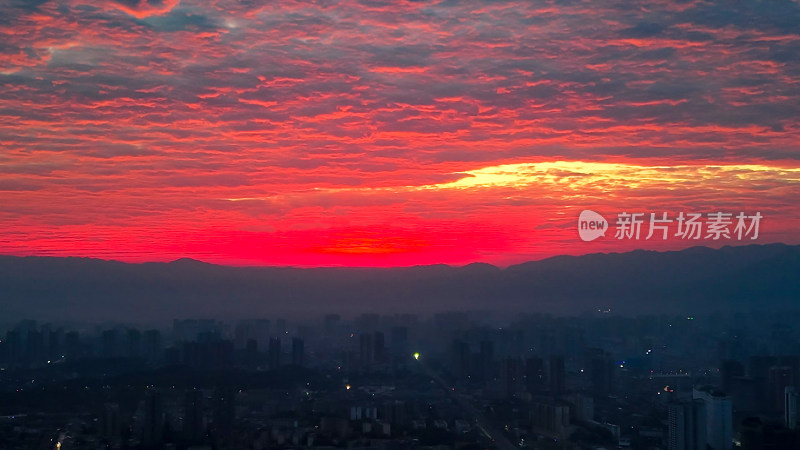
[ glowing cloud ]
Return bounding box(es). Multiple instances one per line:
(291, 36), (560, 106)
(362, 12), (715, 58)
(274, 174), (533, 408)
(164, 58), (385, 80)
(0, 0), (798, 266)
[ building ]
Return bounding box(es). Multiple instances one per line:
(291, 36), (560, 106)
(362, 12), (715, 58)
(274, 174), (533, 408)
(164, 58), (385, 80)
(770, 366), (795, 412)
(142, 390), (164, 447)
(668, 399), (706, 450)
(501, 357), (523, 398)
(720, 360), (744, 393)
(786, 386), (799, 430)
(531, 400), (570, 437)
(587, 348), (615, 396)
(390, 326), (408, 359)
(212, 387), (235, 443)
(268, 337), (281, 369)
(525, 356), (545, 393)
(740, 416), (800, 450)
(291, 337), (304, 366)
(566, 393), (594, 422)
(549, 355), (565, 395)
(693, 387), (733, 450)
(184, 389), (205, 443)
(373, 332), (386, 363)
(479, 340), (494, 382)
(100, 402), (121, 441)
(450, 339), (471, 378)
(360, 333), (374, 367)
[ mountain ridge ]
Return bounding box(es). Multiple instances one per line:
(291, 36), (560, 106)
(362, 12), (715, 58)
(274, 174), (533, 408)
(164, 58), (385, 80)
(0, 243), (797, 322)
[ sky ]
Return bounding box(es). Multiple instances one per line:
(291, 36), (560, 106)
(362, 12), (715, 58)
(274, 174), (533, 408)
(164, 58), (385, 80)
(0, 0), (799, 267)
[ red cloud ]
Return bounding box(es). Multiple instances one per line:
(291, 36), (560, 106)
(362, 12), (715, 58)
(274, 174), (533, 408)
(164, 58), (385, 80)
(108, 0), (180, 18)
(0, 0), (798, 266)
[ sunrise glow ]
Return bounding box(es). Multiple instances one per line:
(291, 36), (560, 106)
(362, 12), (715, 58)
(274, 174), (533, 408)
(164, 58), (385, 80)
(0, 0), (798, 266)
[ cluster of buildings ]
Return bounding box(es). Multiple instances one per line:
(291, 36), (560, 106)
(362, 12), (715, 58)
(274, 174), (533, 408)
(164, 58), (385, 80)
(3, 311), (800, 448)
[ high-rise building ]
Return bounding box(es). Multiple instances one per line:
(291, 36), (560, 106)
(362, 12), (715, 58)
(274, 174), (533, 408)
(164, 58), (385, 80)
(173, 319), (222, 342)
(142, 390), (163, 447)
(390, 326), (408, 359)
(101, 329), (118, 358)
(549, 355), (565, 395)
(720, 360), (744, 393)
(740, 416), (800, 450)
(525, 356), (545, 393)
(587, 348), (615, 395)
(373, 332), (386, 363)
(501, 357), (522, 398)
(101, 402), (121, 441)
(693, 387), (733, 450)
(566, 393), (594, 421)
(769, 366), (794, 412)
(450, 340), (471, 378)
(183, 389), (205, 443)
(479, 340), (494, 382)
(143, 329), (162, 364)
(26, 329), (44, 364)
(360, 333), (374, 366)
(531, 400), (570, 437)
(291, 337), (304, 366)
(212, 386), (235, 443)
(182, 340), (234, 368)
(786, 386), (799, 430)
(668, 400), (707, 450)
(268, 337), (281, 369)
(64, 330), (81, 360)
(245, 338), (258, 364)
(126, 328), (142, 358)
(233, 319), (270, 349)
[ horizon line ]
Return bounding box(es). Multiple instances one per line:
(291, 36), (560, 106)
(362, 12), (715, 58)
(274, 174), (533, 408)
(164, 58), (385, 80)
(0, 242), (793, 270)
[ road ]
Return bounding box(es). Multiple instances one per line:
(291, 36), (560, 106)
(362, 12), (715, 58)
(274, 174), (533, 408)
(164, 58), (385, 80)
(417, 360), (518, 450)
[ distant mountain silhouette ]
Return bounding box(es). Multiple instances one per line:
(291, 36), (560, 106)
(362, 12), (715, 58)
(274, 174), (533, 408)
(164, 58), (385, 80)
(0, 244), (798, 323)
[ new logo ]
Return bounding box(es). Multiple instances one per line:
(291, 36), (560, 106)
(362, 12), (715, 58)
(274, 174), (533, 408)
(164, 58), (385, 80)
(578, 210), (608, 242)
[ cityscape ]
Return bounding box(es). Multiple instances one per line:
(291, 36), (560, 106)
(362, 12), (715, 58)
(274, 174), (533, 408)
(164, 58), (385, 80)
(3, 301), (800, 449)
(1, 0), (800, 448)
